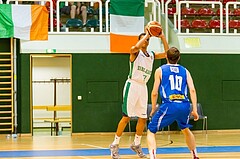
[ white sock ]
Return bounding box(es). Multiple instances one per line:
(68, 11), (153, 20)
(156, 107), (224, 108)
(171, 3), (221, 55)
(149, 149), (156, 159)
(134, 134), (142, 145)
(191, 148), (198, 158)
(112, 135), (121, 145)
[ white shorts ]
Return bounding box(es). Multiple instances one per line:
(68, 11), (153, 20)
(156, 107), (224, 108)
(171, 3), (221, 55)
(122, 79), (148, 118)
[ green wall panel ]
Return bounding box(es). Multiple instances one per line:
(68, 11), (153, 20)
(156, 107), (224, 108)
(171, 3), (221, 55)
(0, 38), (11, 52)
(87, 81), (119, 103)
(222, 80), (240, 101)
(180, 54), (240, 130)
(72, 54), (129, 132)
(18, 54), (31, 133)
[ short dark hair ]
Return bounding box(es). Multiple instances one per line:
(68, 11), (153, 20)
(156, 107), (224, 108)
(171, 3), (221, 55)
(138, 33), (146, 40)
(167, 47), (180, 64)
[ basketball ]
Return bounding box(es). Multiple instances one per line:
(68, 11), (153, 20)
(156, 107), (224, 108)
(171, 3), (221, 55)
(147, 21), (162, 37)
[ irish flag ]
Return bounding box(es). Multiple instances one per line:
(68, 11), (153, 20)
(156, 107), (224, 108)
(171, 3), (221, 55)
(110, 0), (145, 53)
(0, 4), (48, 40)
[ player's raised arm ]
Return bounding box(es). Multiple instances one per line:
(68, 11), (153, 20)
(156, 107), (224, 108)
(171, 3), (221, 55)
(154, 32), (169, 60)
(129, 31), (151, 62)
(130, 32), (150, 54)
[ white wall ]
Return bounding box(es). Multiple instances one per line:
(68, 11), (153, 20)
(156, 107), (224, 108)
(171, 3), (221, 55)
(21, 33), (165, 53)
(32, 56), (71, 128)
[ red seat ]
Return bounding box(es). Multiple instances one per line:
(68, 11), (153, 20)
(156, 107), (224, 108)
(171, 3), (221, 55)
(181, 7), (197, 16)
(168, 7), (176, 15)
(191, 19), (208, 29)
(177, 19), (191, 29)
(163, 0), (176, 4)
(232, 8), (240, 16)
(208, 20), (225, 29)
(216, 8), (232, 16)
(198, 8), (215, 16)
(223, 0), (237, 5)
(229, 20), (240, 28)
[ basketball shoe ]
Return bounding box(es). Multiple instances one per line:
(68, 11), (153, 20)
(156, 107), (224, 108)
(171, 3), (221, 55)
(110, 144), (120, 159)
(130, 142), (146, 158)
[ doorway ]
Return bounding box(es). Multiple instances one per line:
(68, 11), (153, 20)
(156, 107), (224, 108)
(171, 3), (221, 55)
(30, 54), (72, 136)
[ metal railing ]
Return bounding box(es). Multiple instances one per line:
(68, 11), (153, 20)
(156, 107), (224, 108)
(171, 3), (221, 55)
(164, 0), (223, 41)
(226, 1), (240, 33)
(164, 0), (240, 40)
(5, 0), (161, 33)
(56, 0), (103, 32)
(177, 1), (223, 33)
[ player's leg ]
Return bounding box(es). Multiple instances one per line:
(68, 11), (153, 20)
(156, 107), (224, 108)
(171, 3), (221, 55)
(110, 80), (137, 159)
(130, 117), (147, 158)
(130, 84), (147, 158)
(136, 117), (147, 139)
(181, 128), (199, 159)
(110, 115), (130, 159)
(134, 84), (148, 142)
(147, 129), (157, 159)
(147, 103), (175, 159)
(177, 102), (199, 159)
(115, 116), (130, 138)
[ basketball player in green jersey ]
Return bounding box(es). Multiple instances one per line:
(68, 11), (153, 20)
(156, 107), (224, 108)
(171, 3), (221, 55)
(110, 29), (169, 159)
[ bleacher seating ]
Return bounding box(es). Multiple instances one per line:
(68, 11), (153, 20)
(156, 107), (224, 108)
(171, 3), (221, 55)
(232, 8), (240, 16)
(177, 19), (191, 29)
(229, 20), (240, 29)
(197, 7), (215, 16)
(181, 7), (197, 16)
(7, 0), (240, 34)
(216, 8), (232, 16)
(169, 0), (240, 34)
(191, 19), (208, 29)
(164, 0), (176, 5)
(85, 19), (99, 31)
(66, 19), (83, 28)
(168, 7), (176, 15)
(208, 19), (224, 29)
(223, 0), (237, 5)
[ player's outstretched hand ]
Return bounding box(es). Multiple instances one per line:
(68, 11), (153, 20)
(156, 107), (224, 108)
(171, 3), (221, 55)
(158, 31), (165, 39)
(145, 26), (152, 37)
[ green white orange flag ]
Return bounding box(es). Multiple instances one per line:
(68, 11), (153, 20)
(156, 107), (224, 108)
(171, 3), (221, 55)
(0, 4), (48, 40)
(110, 0), (145, 53)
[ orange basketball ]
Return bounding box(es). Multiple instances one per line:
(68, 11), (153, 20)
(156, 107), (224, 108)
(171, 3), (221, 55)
(147, 21), (162, 37)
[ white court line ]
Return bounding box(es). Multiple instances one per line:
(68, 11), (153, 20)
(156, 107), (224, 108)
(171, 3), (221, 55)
(80, 143), (107, 149)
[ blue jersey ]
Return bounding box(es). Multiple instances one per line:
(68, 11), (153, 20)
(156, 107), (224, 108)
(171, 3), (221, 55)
(159, 64), (189, 103)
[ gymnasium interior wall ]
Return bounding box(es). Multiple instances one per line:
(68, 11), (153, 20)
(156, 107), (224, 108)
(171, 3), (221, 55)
(19, 52), (240, 133)
(1, 38), (240, 134)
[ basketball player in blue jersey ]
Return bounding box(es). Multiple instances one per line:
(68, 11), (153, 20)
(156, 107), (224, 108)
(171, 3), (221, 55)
(110, 30), (169, 159)
(147, 47), (200, 159)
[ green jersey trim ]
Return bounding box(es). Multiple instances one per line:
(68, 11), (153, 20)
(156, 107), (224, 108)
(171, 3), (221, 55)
(122, 82), (131, 115)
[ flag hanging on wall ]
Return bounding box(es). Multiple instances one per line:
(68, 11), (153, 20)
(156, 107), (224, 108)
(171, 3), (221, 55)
(110, 0), (145, 53)
(0, 4), (48, 40)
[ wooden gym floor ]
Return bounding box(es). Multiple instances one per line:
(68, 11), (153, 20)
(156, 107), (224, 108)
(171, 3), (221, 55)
(0, 130), (240, 159)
